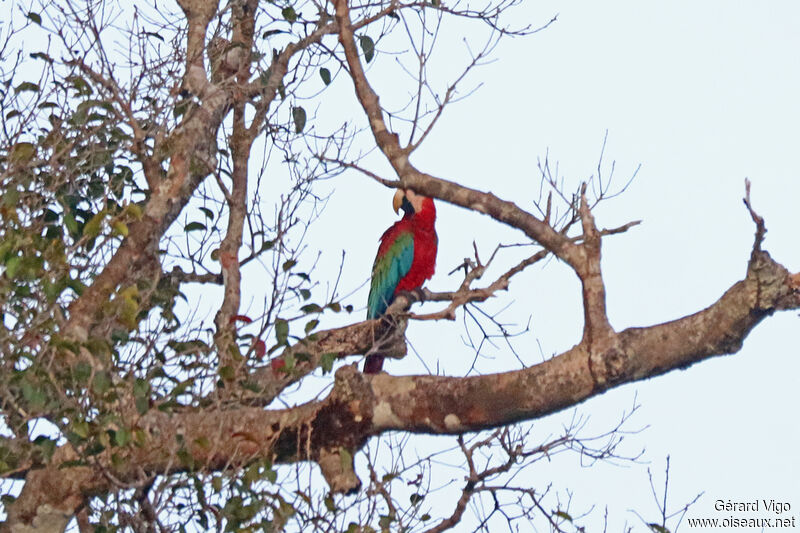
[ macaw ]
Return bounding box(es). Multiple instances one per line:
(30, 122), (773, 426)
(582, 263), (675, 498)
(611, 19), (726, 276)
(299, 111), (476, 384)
(364, 189), (437, 373)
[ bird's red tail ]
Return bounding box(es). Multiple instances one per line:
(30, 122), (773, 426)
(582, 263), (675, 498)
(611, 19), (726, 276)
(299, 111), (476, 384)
(363, 354), (384, 373)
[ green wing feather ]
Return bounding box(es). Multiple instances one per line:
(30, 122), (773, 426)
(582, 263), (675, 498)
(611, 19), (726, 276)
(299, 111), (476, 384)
(367, 232), (414, 318)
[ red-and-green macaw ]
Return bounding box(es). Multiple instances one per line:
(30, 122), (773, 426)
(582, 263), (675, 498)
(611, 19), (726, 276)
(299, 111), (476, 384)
(364, 189), (437, 373)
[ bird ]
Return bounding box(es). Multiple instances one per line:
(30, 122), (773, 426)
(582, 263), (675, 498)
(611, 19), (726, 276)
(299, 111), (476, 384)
(364, 189), (437, 373)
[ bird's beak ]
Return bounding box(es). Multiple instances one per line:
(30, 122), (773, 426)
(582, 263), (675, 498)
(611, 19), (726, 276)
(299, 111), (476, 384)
(392, 189), (405, 214)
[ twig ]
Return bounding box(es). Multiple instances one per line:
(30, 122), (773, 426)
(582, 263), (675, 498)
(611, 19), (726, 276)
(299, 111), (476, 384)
(743, 178), (766, 253)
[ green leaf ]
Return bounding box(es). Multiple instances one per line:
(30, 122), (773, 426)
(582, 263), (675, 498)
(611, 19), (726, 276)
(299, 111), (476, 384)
(648, 525), (671, 533)
(33, 436), (56, 459)
(292, 106), (306, 133)
(83, 209), (108, 239)
(359, 35), (375, 63)
(9, 142), (35, 163)
(134, 378), (149, 398)
(327, 302), (341, 312)
(282, 259), (297, 272)
(219, 365), (235, 380)
(68, 75), (92, 96)
(67, 277), (86, 296)
(409, 493), (424, 505)
(554, 510), (573, 522)
(133, 379), (150, 413)
(117, 285), (140, 329)
(177, 448), (195, 470)
(92, 371), (112, 395)
(5, 256), (21, 279)
(111, 221), (129, 237)
(0, 242), (10, 262)
(324, 495), (336, 512)
(111, 452), (127, 468)
(275, 319), (289, 345)
(43, 209), (59, 223)
(281, 352), (296, 371)
(125, 203), (143, 220)
(304, 319), (319, 334)
(172, 378), (195, 397)
(2, 188), (18, 209)
(26, 12), (42, 25)
(319, 67), (331, 86)
(320, 352), (336, 373)
(281, 6), (297, 22)
(300, 303), (322, 314)
(184, 221), (206, 232)
(64, 212), (79, 236)
(199, 207), (214, 220)
(299, 288), (311, 300)
(72, 420), (90, 439)
(14, 82), (40, 94)
(21, 381), (46, 409)
(135, 396), (149, 415)
(114, 428), (131, 447)
(73, 361), (92, 383)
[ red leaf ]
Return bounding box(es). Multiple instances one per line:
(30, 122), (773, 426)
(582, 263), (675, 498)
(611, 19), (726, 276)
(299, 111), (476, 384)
(270, 357), (285, 373)
(230, 314), (253, 324)
(253, 340), (266, 359)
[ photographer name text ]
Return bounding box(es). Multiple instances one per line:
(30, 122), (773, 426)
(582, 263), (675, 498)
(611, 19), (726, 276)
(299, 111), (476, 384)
(715, 499), (791, 515)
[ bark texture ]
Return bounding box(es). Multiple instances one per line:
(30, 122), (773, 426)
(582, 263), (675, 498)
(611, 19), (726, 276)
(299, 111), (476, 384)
(5, 245), (798, 531)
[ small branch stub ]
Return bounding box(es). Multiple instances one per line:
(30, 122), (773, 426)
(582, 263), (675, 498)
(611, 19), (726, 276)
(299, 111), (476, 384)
(743, 178), (767, 254)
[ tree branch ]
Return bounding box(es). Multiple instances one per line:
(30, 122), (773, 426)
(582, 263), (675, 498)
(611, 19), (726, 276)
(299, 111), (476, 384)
(6, 246), (797, 523)
(213, 1), (258, 382)
(334, 0), (582, 269)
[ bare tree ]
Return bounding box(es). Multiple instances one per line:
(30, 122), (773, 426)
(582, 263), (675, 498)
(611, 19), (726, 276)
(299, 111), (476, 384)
(0, 0), (797, 531)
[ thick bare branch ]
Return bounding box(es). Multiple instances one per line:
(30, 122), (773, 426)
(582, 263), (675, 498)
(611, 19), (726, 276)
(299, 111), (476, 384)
(576, 183), (614, 354)
(6, 247), (797, 523)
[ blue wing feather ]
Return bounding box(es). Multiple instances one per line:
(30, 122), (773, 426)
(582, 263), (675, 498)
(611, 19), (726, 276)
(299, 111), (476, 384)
(367, 232), (414, 318)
